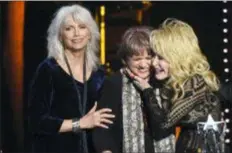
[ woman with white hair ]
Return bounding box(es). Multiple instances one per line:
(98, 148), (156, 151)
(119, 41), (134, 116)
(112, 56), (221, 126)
(28, 4), (114, 153)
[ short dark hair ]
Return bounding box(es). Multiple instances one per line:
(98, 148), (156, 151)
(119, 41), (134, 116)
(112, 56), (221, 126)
(117, 26), (153, 61)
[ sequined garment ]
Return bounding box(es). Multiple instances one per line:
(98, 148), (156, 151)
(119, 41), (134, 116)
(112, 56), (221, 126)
(142, 75), (221, 153)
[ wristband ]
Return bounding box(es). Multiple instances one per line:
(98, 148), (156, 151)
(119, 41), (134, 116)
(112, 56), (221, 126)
(72, 118), (81, 133)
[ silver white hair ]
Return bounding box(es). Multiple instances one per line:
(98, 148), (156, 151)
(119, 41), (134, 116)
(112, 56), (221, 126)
(47, 4), (100, 70)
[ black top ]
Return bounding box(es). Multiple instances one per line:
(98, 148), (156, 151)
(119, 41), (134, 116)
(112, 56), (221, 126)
(142, 75), (221, 153)
(220, 81), (232, 104)
(92, 71), (157, 153)
(28, 57), (105, 152)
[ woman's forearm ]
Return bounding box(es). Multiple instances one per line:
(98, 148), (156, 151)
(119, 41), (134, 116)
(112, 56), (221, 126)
(59, 119), (73, 133)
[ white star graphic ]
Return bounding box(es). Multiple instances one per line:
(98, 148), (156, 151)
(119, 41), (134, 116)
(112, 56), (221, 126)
(198, 114), (224, 131)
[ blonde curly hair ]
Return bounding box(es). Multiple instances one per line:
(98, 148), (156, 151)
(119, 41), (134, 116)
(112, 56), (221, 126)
(150, 18), (220, 101)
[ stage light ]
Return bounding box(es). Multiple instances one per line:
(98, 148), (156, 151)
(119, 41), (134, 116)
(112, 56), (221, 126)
(223, 38), (228, 43)
(223, 9), (228, 13)
(223, 18), (228, 23)
(224, 68), (230, 73)
(223, 48), (228, 53)
(222, 1), (230, 146)
(223, 58), (228, 63)
(225, 108), (230, 113)
(100, 5), (105, 65)
(223, 28), (228, 33)
(225, 139), (230, 143)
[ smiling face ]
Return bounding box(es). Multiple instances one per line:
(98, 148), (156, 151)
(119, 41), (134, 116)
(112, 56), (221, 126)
(125, 49), (152, 81)
(60, 15), (90, 52)
(152, 55), (170, 80)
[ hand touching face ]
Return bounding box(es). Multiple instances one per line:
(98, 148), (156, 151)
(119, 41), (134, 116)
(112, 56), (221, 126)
(125, 49), (152, 81)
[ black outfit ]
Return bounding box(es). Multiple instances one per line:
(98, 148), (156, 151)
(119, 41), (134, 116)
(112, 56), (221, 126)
(220, 81), (232, 103)
(28, 57), (105, 152)
(142, 75), (221, 153)
(219, 81), (232, 153)
(92, 71), (156, 153)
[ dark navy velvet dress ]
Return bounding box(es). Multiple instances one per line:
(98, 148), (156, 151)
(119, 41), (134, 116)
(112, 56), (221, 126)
(28, 57), (105, 153)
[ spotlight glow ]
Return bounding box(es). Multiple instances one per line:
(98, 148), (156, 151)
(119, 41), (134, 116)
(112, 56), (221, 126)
(223, 18), (228, 23)
(223, 58), (228, 63)
(223, 28), (228, 33)
(223, 48), (228, 53)
(225, 139), (230, 143)
(223, 38), (228, 43)
(225, 108), (230, 113)
(224, 68), (230, 73)
(223, 9), (228, 13)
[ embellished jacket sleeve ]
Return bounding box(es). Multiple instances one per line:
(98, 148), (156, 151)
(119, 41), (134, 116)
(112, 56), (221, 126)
(142, 75), (220, 132)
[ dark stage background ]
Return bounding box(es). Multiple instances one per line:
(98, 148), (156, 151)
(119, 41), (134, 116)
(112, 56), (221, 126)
(1, 1), (232, 152)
